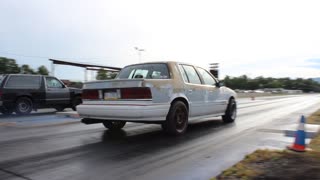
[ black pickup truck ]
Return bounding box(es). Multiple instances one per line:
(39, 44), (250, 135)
(0, 74), (82, 115)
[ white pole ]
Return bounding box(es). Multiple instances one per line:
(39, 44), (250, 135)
(91, 70), (94, 81)
(84, 68), (88, 82)
(51, 62), (55, 76)
(135, 47), (145, 63)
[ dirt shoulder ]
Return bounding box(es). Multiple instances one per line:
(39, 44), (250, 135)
(212, 109), (320, 180)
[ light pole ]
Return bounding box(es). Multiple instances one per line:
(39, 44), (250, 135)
(134, 47), (145, 63)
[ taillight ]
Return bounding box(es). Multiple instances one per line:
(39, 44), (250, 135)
(82, 90), (99, 100)
(121, 87), (152, 99)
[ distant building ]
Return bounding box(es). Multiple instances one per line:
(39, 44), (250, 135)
(282, 89), (303, 94)
(263, 88), (303, 94)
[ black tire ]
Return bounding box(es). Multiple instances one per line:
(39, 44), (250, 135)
(15, 97), (33, 115)
(0, 108), (14, 115)
(222, 98), (237, 123)
(55, 106), (65, 112)
(103, 121), (126, 130)
(162, 101), (188, 135)
(71, 96), (82, 111)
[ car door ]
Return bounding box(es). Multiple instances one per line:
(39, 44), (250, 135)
(179, 64), (206, 117)
(45, 77), (70, 105)
(196, 67), (225, 114)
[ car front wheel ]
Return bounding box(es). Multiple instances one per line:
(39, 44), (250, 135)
(162, 101), (188, 135)
(103, 121), (126, 130)
(222, 98), (237, 123)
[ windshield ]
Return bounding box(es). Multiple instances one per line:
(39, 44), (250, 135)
(117, 63), (170, 79)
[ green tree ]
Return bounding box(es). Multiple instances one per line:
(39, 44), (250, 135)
(107, 72), (118, 79)
(37, 65), (49, 75)
(0, 57), (20, 74)
(96, 69), (108, 80)
(20, 64), (36, 74)
(223, 75), (320, 92)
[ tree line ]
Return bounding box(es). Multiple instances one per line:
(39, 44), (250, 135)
(223, 75), (320, 92)
(0, 57), (49, 75)
(1, 57), (319, 92)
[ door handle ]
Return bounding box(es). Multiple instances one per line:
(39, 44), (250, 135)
(188, 89), (193, 93)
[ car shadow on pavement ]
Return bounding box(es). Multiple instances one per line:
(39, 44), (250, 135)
(95, 119), (236, 159)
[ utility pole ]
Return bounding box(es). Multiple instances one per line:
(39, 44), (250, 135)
(134, 47), (145, 63)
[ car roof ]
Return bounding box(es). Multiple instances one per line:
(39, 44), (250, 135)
(5, 74), (56, 77)
(122, 61), (199, 68)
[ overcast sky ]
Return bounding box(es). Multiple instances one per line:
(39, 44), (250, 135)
(0, 0), (320, 81)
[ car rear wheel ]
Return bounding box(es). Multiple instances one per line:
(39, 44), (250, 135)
(162, 101), (188, 135)
(15, 97), (33, 115)
(103, 121), (126, 130)
(222, 98), (237, 123)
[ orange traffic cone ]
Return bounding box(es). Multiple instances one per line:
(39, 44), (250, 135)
(287, 115), (306, 152)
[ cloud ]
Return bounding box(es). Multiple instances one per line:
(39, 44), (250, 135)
(1, 0), (320, 80)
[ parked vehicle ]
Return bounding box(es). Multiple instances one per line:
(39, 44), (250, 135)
(77, 61), (237, 135)
(0, 74), (82, 115)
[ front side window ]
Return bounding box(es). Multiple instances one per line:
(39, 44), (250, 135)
(6, 75), (41, 89)
(46, 77), (64, 88)
(181, 65), (202, 84)
(117, 63), (170, 79)
(197, 68), (216, 86)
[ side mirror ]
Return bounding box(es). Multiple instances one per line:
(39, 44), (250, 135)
(216, 82), (224, 87)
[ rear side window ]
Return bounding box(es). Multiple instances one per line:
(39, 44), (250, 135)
(181, 65), (202, 84)
(197, 68), (217, 86)
(178, 65), (188, 82)
(6, 76), (41, 89)
(117, 63), (170, 79)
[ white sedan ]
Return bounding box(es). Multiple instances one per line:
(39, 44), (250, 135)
(77, 61), (237, 135)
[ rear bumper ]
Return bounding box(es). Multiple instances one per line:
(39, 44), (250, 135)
(77, 103), (170, 121)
